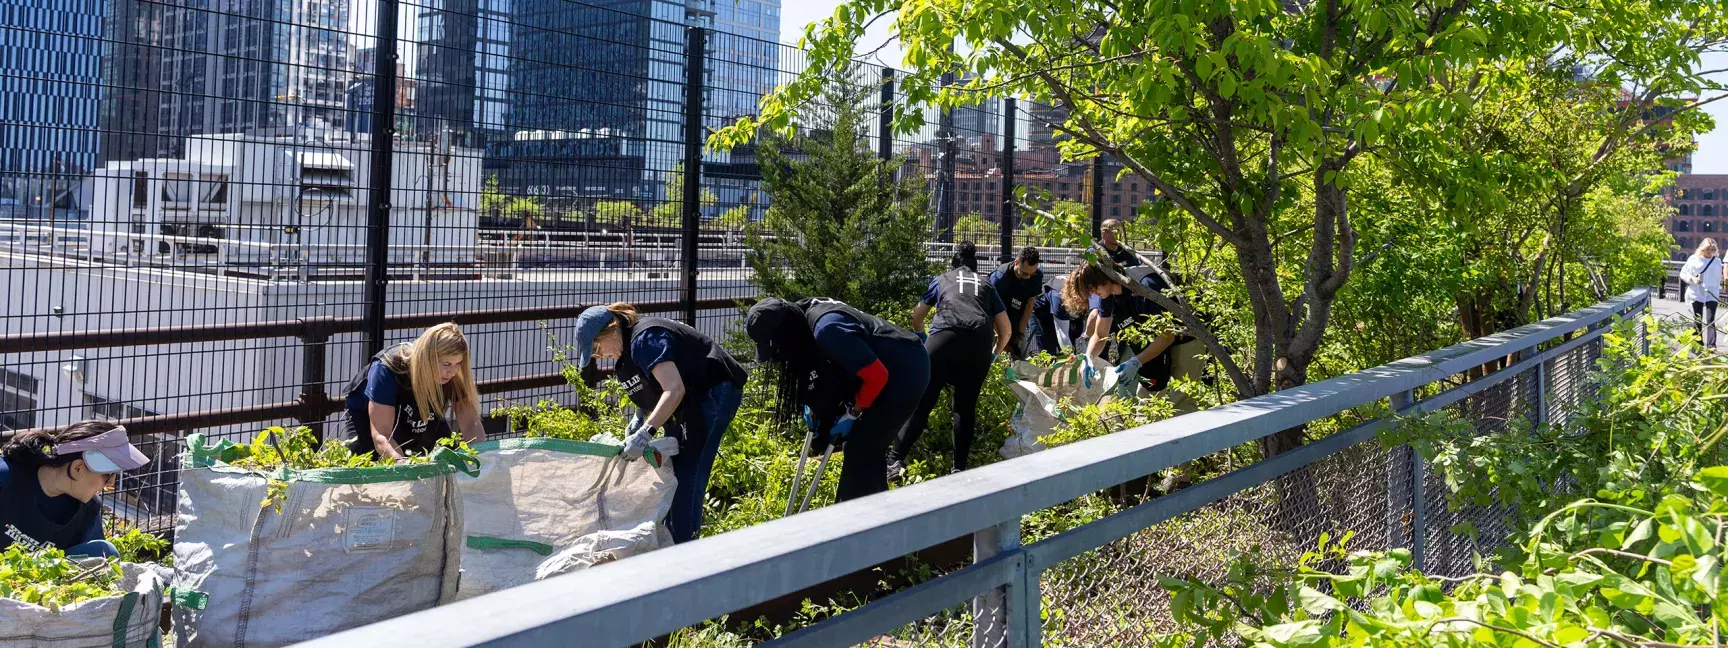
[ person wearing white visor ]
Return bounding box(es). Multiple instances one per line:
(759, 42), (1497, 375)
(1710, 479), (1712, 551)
(1, 420), (149, 558)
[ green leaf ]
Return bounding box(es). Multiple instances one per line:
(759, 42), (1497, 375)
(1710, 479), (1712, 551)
(1297, 586), (1345, 615)
(1697, 466), (1728, 496)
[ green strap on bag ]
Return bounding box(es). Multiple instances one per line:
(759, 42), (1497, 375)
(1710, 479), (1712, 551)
(466, 536), (554, 556)
(167, 587), (209, 610)
(431, 446), (482, 477)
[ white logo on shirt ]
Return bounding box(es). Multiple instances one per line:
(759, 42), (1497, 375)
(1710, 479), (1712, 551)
(955, 271), (981, 296)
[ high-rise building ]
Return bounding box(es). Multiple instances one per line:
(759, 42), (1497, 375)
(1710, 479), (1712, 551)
(415, 0), (513, 146)
(415, 0), (779, 206)
(1025, 101), (1069, 152)
(156, 0), (351, 153)
(0, 0), (105, 175)
(98, 0), (165, 164)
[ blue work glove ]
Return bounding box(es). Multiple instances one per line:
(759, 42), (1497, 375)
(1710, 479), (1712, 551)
(621, 414), (652, 460)
(1112, 356), (1143, 396)
(917, 330), (928, 343)
(830, 410), (860, 440)
(802, 406), (816, 433)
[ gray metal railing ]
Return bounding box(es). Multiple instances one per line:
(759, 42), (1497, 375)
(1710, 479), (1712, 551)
(299, 288), (1651, 648)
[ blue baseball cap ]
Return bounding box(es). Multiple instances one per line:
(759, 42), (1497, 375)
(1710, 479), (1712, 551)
(571, 306), (615, 369)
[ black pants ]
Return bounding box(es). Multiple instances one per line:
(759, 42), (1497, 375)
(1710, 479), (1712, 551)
(836, 339), (931, 502)
(1032, 310), (1060, 356)
(1695, 300), (1719, 347)
(889, 328), (994, 471)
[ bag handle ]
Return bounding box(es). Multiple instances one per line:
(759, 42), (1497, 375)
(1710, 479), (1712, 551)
(430, 446), (481, 477)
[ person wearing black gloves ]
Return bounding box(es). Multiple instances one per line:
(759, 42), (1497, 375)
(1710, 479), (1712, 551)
(887, 242), (1011, 477)
(746, 297), (930, 502)
(1063, 264), (1183, 395)
(571, 302), (748, 543)
(988, 247), (1044, 359)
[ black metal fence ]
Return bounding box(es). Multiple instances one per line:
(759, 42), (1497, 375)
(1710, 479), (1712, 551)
(0, 0), (1134, 531)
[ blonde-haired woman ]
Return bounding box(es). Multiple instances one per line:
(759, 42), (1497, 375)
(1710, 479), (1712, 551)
(342, 322), (485, 459)
(1681, 238), (1724, 349)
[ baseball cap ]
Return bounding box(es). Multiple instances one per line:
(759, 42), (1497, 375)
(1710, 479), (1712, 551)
(51, 427), (150, 474)
(745, 298), (796, 362)
(571, 306), (616, 370)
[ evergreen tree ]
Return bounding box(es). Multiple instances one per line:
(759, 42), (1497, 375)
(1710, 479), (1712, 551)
(744, 75), (936, 319)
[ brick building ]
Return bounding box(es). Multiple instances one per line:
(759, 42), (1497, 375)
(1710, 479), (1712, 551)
(1668, 174), (1728, 259)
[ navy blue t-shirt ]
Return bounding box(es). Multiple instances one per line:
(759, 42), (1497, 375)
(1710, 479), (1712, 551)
(811, 312), (889, 374)
(0, 458), (104, 546)
(345, 361), (405, 435)
(921, 276), (1006, 334)
(988, 263), (1045, 316)
(1092, 274), (1169, 320)
(630, 328), (678, 373)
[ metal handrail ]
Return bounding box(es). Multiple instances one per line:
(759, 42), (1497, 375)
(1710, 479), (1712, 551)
(298, 288), (1651, 648)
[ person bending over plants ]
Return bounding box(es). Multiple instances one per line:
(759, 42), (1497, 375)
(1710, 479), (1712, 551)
(0, 420), (150, 558)
(572, 302), (748, 543)
(342, 322), (485, 460)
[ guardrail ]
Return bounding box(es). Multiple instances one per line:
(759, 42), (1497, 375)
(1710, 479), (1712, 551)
(301, 288), (1651, 647)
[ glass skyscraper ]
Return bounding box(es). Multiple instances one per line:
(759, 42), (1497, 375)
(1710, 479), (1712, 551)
(0, 0), (106, 175)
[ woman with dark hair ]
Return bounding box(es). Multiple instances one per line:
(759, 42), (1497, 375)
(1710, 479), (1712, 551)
(569, 301), (748, 543)
(0, 420), (150, 557)
(746, 296), (929, 502)
(887, 241), (1011, 477)
(1062, 264), (1181, 394)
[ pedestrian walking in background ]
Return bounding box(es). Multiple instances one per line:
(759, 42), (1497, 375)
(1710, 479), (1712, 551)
(1681, 238), (1723, 349)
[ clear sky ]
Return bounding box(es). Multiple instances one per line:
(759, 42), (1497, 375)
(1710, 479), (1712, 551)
(779, 3), (1728, 175)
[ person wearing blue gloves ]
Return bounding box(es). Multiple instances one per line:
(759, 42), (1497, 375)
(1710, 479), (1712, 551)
(887, 242), (1011, 477)
(1062, 264), (1182, 395)
(746, 297), (930, 502)
(1030, 279), (1083, 356)
(572, 302), (748, 543)
(1, 420), (150, 558)
(988, 247), (1044, 360)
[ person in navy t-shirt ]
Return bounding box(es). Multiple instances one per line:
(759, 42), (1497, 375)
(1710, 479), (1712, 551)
(342, 323), (486, 459)
(1063, 264), (1183, 393)
(988, 247), (1045, 359)
(747, 297), (930, 502)
(888, 242), (1010, 477)
(571, 302), (747, 543)
(1, 420), (150, 558)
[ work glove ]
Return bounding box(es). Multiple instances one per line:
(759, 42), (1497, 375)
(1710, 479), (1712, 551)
(917, 330), (928, 344)
(621, 414), (653, 461)
(1112, 355), (1143, 396)
(830, 409), (860, 440)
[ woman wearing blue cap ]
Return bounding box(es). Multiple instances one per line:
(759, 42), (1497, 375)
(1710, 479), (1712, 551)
(573, 302), (747, 543)
(1, 420), (151, 558)
(745, 296), (929, 502)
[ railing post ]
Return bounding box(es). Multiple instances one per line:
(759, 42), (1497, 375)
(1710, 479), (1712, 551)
(972, 519), (1025, 648)
(362, 0), (400, 358)
(878, 68), (894, 162)
(1000, 97), (1016, 263)
(1390, 389), (1425, 571)
(680, 27), (708, 325)
(937, 70), (957, 244)
(297, 317), (334, 440)
(1090, 157), (1104, 240)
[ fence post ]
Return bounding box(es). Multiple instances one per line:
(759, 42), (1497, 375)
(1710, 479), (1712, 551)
(362, 0), (401, 358)
(937, 71), (957, 243)
(297, 317), (334, 440)
(1390, 389), (1425, 571)
(1090, 157), (1104, 240)
(1000, 97), (1016, 262)
(972, 519), (1026, 648)
(878, 68), (894, 162)
(680, 27), (708, 325)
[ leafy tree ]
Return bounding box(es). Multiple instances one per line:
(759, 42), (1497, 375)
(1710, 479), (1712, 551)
(953, 213), (995, 242)
(713, 204), (752, 229)
(479, 175), (547, 223)
(593, 200), (643, 227)
(743, 73), (937, 318)
(650, 163), (720, 226)
(713, 0), (1721, 458)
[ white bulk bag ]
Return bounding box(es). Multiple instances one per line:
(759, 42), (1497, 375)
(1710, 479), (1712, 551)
(0, 561), (166, 648)
(171, 434), (472, 647)
(453, 436), (678, 600)
(1001, 354), (1122, 458)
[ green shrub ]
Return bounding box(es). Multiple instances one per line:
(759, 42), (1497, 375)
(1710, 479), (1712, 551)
(0, 545), (124, 611)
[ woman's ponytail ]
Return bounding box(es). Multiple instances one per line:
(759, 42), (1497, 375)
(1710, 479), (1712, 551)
(951, 241), (979, 271)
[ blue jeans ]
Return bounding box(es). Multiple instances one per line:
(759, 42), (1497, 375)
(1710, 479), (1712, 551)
(667, 380), (742, 543)
(68, 539), (118, 559)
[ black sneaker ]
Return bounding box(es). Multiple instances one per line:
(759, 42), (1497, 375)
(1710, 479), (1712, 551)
(886, 459), (906, 481)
